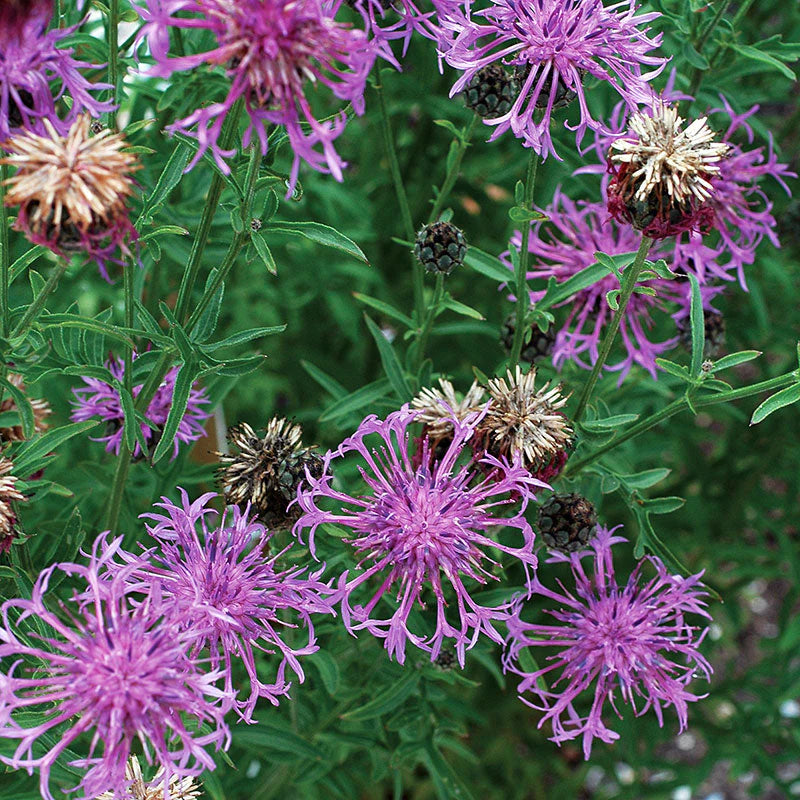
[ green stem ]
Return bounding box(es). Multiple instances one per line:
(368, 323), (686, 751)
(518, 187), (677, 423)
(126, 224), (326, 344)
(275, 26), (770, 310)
(572, 235), (651, 424)
(186, 145), (261, 330)
(105, 145), (261, 531)
(174, 99), (244, 325)
(374, 70), (424, 324)
(430, 115), (479, 222)
(122, 261), (134, 395)
(682, 0), (735, 110)
(108, 0), (120, 127)
(12, 261), (68, 337)
(509, 150), (539, 365)
(565, 372), (796, 477)
(413, 274), (445, 371)
(0, 162), (9, 338)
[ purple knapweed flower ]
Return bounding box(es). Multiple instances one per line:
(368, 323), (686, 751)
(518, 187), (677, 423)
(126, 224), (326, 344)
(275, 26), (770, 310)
(0, 5), (112, 141)
(441, 0), (665, 159)
(505, 525), (712, 759)
(136, 0), (377, 191)
(673, 98), (795, 290)
(125, 490), (335, 721)
(502, 189), (722, 381)
(0, 535), (231, 800)
(327, 0), (456, 63)
(71, 353), (211, 459)
(293, 405), (543, 666)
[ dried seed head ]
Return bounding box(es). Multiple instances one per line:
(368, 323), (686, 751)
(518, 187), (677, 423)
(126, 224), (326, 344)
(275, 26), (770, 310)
(464, 65), (519, 119)
(413, 221), (467, 276)
(1, 115), (140, 274)
(608, 103), (729, 239)
(412, 378), (485, 440)
(96, 755), (202, 800)
(0, 456), (25, 553)
(217, 418), (323, 529)
(411, 378), (485, 467)
(475, 366), (572, 472)
(677, 309), (726, 359)
(0, 373), (51, 443)
(500, 314), (555, 364)
(538, 493), (597, 553)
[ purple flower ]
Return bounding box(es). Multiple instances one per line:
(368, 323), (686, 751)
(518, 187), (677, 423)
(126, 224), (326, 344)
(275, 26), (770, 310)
(506, 525), (712, 759)
(327, 0), (456, 62)
(70, 353), (211, 459)
(503, 189), (722, 381)
(293, 406), (543, 665)
(0, 8), (112, 141)
(136, 0), (377, 190)
(0, 535), (231, 800)
(127, 490), (336, 721)
(673, 98), (795, 290)
(441, 0), (665, 158)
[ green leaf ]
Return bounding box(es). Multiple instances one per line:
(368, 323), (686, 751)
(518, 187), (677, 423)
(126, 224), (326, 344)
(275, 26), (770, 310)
(730, 43), (797, 81)
(319, 378), (392, 423)
(508, 206), (547, 224)
(301, 361), (348, 399)
(9, 246), (46, 284)
(0, 377), (35, 439)
(266, 221), (369, 263)
(343, 671), (420, 721)
(433, 118), (461, 139)
(750, 382), (800, 425)
(605, 289), (620, 311)
(252, 232), (278, 275)
(139, 225), (189, 241)
(310, 650), (341, 695)
(13, 421), (99, 476)
(463, 246), (513, 283)
(688, 274), (704, 378)
(39, 313), (134, 347)
(353, 293), (414, 329)
(191, 269), (225, 344)
(235, 723), (325, 762)
(141, 142), (190, 215)
(581, 413), (639, 433)
(713, 350), (762, 371)
(364, 314), (412, 401)
(654, 358), (693, 382)
(150, 358), (200, 464)
(202, 325), (286, 353)
(441, 295), (485, 321)
(682, 40), (710, 69)
(645, 496), (685, 514)
(536, 260), (611, 312)
(619, 468), (671, 489)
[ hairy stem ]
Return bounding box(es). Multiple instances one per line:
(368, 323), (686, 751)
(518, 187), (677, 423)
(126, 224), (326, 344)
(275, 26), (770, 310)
(413, 273), (445, 371)
(430, 115), (479, 222)
(374, 70), (424, 324)
(12, 260), (68, 337)
(565, 372), (796, 477)
(573, 235), (652, 423)
(174, 99), (244, 324)
(108, 0), (120, 128)
(683, 0), (735, 109)
(509, 150), (539, 365)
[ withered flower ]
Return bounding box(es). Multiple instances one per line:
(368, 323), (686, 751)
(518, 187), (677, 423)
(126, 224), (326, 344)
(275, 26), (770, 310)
(475, 366), (572, 477)
(607, 102), (729, 239)
(217, 418), (323, 529)
(96, 756), (201, 800)
(0, 372), (51, 442)
(2, 115), (140, 280)
(0, 456), (25, 553)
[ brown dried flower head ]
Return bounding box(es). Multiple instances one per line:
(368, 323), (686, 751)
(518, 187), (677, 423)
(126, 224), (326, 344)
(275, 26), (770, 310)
(411, 378), (485, 439)
(0, 373), (51, 443)
(475, 366), (572, 471)
(217, 418), (323, 529)
(608, 102), (729, 239)
(0, 456), (25, 553)
(1, 115), (140, 270)
(97, 756), (201, 800)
